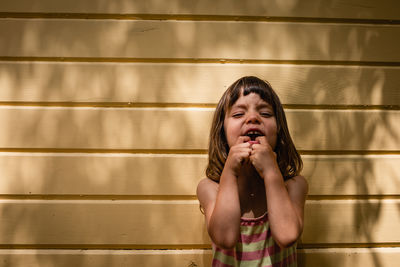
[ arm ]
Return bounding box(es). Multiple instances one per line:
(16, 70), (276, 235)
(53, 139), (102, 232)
(250, 137), (308, 248)
(264, 174), (308, 248)
(197, 173), (241, 249)
(197, 137), (252, 249)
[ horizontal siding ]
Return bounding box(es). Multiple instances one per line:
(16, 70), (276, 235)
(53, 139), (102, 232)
(0, 0), (399, 20)
(1, 62), (399, 106)
(0, 200), (399, 245)
(0, 107), (399, 151)
(1, 20), (400, 62)
(0, 249), (213, 267)
(0, 154), (399, 196)
(304, 155), (400, 196)
(0, 248), (400, 267)
(299, 248), (400, 267)
(1, 1), (399, 266)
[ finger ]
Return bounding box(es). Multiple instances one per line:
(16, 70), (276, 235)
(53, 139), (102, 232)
(235, 147), (252, 155)
(235, 142), (251, 149)
(239, 151), (251, 163)
(248, 140), (260, 152)
(255, 135), (268, 145)
(237, 135), (251, 144)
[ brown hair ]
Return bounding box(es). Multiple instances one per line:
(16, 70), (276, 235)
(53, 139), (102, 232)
(206, 76), (302, 182)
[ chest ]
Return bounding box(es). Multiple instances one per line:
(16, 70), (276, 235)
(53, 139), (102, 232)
(239, 192), (267, 218)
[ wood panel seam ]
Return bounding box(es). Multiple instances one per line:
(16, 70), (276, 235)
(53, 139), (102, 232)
(0, 102), (399, 110)
(0, 13), (399, 25)
(0, 148), (399, 155)
(1, 57), (400, 66)
(0, 195), (399, 201)
(0, 243), (399, 250)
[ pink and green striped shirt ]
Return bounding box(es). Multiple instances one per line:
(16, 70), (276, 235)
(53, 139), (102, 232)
(212, 213), (297, 267)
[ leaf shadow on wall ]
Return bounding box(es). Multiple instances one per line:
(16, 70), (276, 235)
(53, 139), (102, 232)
(0, 1), (400, 267)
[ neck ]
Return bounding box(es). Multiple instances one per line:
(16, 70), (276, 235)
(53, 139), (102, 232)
(238, 163), (262, 182)
(237, 165), (267, 217)
(237, 164), (265, 196)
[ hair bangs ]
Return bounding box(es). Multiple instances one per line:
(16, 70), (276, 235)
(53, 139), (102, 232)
(243, 85), (274, 108)
(224, 77), (275, 113)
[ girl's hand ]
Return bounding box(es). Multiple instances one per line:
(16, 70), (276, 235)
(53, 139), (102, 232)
(250, 136), (280, 178)
(225, 136), (252, 176)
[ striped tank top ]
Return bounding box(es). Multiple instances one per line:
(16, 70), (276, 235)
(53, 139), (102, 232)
(212, 213), (297, 267)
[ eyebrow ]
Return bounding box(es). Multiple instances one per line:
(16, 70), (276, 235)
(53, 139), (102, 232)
(257, 103), (273, 109)
(231, 103), (272, 110)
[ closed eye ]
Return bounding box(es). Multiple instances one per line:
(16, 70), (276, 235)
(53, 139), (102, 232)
(260, 112), (273, 117)
(232, 113), (244, 118)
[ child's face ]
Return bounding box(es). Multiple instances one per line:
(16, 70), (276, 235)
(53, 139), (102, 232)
(224, 92), (277, 149)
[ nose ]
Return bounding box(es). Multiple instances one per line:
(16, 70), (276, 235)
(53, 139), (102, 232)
(246, 111), (260, 124)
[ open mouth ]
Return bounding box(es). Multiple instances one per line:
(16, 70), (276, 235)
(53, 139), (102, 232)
(245, 130), (264, 141)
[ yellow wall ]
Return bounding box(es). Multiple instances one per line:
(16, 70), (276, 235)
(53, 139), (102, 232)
(0, 1), (399, 266)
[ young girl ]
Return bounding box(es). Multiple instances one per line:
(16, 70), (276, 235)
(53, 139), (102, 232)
(197, 76), (308, 267)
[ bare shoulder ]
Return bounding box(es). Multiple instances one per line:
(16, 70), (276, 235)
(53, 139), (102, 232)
(196, 178), (219, 209)
(285, 175), (309, 200)
(286, 175), (308, 188)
